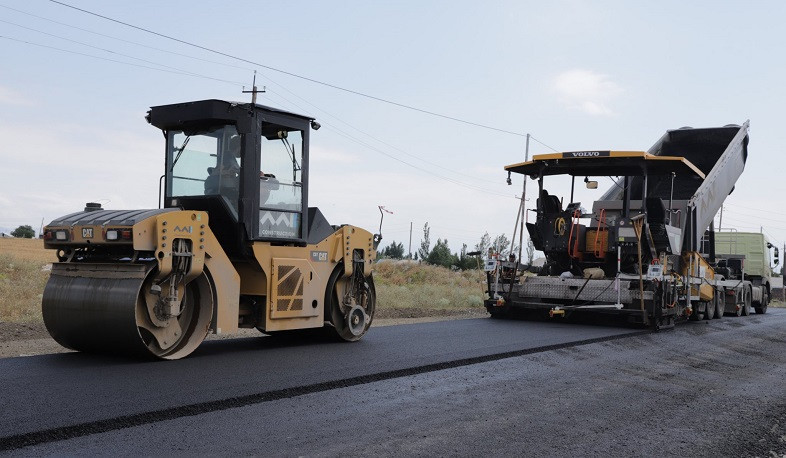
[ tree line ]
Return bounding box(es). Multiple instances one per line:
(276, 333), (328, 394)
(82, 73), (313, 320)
(377, 223), (535, 270)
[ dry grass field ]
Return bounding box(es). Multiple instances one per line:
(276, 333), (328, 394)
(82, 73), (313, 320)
(373, 259), (486, 316)
(2, 237), (781, 326)
(0, 238), (487, 325)
(0, 238), (53, 322)
(0, 238), (57, 264)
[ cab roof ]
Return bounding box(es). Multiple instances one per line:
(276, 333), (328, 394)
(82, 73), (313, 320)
(147, 99), (314, 131)
(504, 150), (705, 179)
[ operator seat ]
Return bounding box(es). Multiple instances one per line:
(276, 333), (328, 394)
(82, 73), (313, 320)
(538, 189), (562, 214)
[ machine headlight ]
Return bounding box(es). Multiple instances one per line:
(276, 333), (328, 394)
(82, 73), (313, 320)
(105, 229), (132, 241)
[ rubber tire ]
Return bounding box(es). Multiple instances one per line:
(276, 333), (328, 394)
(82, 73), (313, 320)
(704, 299), (715, 320)
(732, 291), (742, 317)
(742, 287), (752, 316)
(755, 290), (768, 315)
(714, 292), (724, 319)
(488, 307), (509, 319)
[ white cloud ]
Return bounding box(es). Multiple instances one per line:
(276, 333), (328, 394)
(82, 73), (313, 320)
(0, 86), (34, 107)
(552, 69), (624, 116)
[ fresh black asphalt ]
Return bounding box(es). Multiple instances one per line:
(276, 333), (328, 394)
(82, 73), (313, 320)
(0, 316), (637, 447)
(8, 309), (786, 456)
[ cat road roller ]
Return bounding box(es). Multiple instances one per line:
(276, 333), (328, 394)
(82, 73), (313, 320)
(42, 99), (379, 359)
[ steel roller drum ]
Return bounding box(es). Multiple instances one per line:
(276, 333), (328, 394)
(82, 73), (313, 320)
(42, 263), (155, 358)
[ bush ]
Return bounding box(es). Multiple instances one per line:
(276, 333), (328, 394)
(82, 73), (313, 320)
(11, 225), (35, 239)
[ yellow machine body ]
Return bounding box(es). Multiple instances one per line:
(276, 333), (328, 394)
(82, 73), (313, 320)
(41, 99), (379, 359)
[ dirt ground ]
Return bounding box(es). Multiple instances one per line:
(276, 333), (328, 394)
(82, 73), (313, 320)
(0, 307), (488, 359)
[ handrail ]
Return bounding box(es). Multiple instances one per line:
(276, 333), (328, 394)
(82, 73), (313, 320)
(594, 209), (606, 258)
(568, 209), (582, 259)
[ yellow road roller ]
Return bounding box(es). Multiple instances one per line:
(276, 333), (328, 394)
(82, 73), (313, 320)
(42, 99), (378, 359)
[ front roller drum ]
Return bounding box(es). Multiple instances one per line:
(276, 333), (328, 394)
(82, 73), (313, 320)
(42, 263), (214, 360)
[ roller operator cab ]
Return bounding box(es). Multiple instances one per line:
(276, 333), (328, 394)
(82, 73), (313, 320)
(41, 100), (379, 359)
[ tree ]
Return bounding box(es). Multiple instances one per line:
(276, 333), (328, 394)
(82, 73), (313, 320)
(493, 234), (514, 257)
(380, 241), (405, 259)
(475, 232), (491, 256)
(418, 223), (431, 260)
(527, 238), (535, 265)
(456, 243), (479, 270)
(427, 238), (457, 268)
(11, 225), (35, 238)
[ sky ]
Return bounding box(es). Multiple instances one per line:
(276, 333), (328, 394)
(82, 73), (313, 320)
(1, 0), (785, 257)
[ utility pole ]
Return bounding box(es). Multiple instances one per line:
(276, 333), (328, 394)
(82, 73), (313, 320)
(408, 222), (413, 259)
(518, 134), (530, 263)
(718, 206), (723, 232)
(242, 71), (265, 104)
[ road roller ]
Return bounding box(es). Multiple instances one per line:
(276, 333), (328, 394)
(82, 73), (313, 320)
(41, 99), (379, 359)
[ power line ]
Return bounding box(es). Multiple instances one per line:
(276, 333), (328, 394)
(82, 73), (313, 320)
(261, 81), (496, 182)
(723, 208), (786, 225)
(0, 35), (245, 86)
(0, 19), (246, 82)
(50, 0), (533, 138)
(725, 202), (785, 218)
(529, 135), (560, 153)
(7, 3), (559, 194)
(0, 4), (254, 73)
(1, 31), (515, 197)
(263, 89), (516, 198)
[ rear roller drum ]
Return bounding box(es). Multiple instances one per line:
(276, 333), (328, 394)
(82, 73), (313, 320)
(326, 265), (376, 342)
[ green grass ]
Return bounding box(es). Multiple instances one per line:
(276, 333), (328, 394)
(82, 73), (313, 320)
(0, 253), (50, 323)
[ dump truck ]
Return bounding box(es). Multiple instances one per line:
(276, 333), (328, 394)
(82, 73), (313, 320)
(41, 99), (379, 359)
(484, 122), (750, 329)
(712, 230), (779, 316)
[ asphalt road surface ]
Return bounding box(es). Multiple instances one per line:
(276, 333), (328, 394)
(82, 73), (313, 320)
(3, 310), (786, 456)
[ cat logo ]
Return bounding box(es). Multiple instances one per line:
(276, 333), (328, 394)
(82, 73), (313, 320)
(82, 228), (93, 239)
(173, 225), (193, 233)
(311, 251), (328, 262)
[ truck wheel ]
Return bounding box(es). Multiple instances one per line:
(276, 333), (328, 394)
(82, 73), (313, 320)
(714, 292), (724, 319)
(488, 306), (509, 319)
(730, 290), (742, 317)
(742, 287), (752, 316)
(688, 305), (703, 321)
(704, 299), (715, 320)
(755, 291), (768, 314)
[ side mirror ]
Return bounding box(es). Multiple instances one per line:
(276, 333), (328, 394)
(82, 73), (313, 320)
(774, 247), (780, 266)
(585, 180), (598, 189)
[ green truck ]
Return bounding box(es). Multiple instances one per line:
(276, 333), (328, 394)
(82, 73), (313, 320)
(714, 230), (779, 315)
